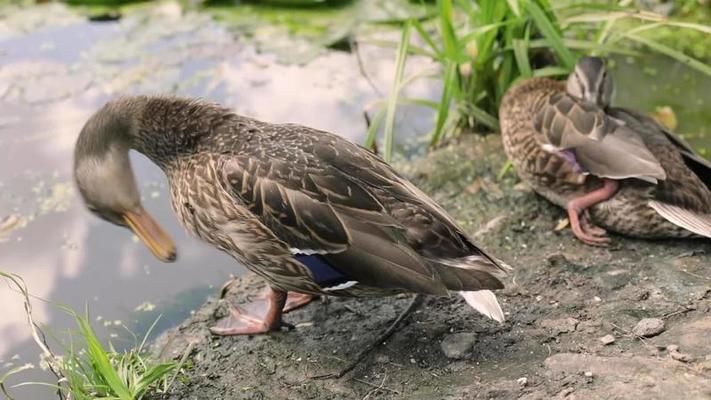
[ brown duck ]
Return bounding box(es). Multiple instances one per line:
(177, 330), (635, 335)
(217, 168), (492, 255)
(500, 56), (711, 245)
(73, 96), (509, 335)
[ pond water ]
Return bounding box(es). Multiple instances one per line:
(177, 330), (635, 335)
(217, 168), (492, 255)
(0, 3), (709, 400)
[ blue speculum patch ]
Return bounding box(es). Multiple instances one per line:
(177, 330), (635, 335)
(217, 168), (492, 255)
(293, 254), (351, 288)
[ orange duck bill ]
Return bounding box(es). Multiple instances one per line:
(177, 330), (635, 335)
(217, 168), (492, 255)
(123, 208), (177, 262)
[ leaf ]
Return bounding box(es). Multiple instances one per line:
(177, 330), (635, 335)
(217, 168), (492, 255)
(429, 60), (457, 146)
(506, 0), (521, 16)
(382, 20), (412, 162)
(527, 1), (576, 69)
(625, 33), (711, 77)
(512, 38), (532, 78)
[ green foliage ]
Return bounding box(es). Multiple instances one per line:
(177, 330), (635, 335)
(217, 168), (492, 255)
(0, 271), (186, 400)
(367, 0), (711, 159)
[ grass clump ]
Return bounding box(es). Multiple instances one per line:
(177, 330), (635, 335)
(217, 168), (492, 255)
(0, 271), (188, 400)
(366, 0), (711, 160)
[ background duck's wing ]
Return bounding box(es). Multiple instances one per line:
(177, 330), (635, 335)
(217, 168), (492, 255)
(608, 107), (711, 190)
(534, 92), (666, 183)
(219, 123), (507, 295)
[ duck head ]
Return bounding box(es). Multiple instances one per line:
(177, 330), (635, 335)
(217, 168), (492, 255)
(74, 98), (177, 262)
(566, 56), (613, 108)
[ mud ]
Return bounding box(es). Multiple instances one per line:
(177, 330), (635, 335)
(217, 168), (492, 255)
(150, 135), (711, 400)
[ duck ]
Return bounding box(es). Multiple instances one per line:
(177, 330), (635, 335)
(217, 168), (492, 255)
(499, 56), (711, 246)
(73, 95), (509, 335)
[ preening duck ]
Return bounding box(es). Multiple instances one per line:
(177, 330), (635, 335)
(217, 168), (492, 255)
(74, 96), (509, 335)
(500, 56), (711, 245)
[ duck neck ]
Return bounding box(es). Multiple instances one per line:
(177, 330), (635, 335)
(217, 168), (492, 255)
(86, 96), (225, 170)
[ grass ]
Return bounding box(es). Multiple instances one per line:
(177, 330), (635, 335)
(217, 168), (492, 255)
(0, 271), (189, 400)
(366, 0), (711, 160)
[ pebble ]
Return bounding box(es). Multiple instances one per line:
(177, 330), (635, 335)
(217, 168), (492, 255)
(599, 334), (616, 345)
(632, 318), (665, 337)
(517, 377), (528, 387)
(440, 332), (477, 359)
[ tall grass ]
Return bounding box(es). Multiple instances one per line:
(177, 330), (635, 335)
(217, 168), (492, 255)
(367, 0), (711, 160)
(0, 271), (187, 400)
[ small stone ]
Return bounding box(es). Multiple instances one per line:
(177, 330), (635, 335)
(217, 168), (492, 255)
(517, 377), (528, 387)
(666, 344), (679, 352)
(670, 350), (694, 363)
(540, 318), (579, 335)
(599, 334), (615, 345)
(584, 371), (593, 377)
(632, 318), (665, 337)
(409, 358), (416, 364)
(440, 332), (477, 359)
(375, 355), (390, 364)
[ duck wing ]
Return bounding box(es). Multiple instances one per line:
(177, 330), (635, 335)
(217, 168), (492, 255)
(608, 107), (711, 190)
(534, 92), (666, 183)
(219, 123), (507, 297)
(606, 107), (711, 238)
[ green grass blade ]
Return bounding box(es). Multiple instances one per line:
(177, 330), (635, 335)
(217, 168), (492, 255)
(527, 1), (576, 69)
(134, 363), (176, 397)
(412, 19), (443, 60)
(507, 0), (522, 16)
(624, 33), (711, 77)
(429, 61), (457, 146)
(469, 103), (500, 131)
(532, 66), (571, 77)
(363, 108), (385, 150)
(75, 316), (132, 400)
(437, 0), (461, 61)
(512, 39), (532, 78)
(382, 20), (412, 162)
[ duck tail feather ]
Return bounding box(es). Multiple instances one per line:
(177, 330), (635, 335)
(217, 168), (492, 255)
(649, 200), (711, 239)
(459, 290), (505, 323)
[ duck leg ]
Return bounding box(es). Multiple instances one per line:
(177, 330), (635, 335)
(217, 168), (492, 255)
(566, 179), (619, 246)
(210, 287), (289, 335)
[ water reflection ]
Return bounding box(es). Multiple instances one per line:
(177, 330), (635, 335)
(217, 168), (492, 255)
(0, 4), (437, 399)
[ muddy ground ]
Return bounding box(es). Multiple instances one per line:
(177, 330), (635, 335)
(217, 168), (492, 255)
(150, 135), (711, 400)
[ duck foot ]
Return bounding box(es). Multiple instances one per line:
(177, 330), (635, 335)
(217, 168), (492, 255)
(566, 179), (619, 246)
(211, 287), (291, 336)
(311, 294), (423, 380)
(220, 277), (314, 311)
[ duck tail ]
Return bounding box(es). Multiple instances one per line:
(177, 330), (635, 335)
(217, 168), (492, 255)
(459, 290), (505, 323)
(649, 201), (711, 239)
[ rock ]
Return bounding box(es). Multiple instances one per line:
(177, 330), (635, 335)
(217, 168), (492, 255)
(440, 332), (478, 359)
(517, 377), (528, 387)
(599, 334), (616, 345)
(669, 349), (694, 363)
(632, 318), (665, 337)
(540, 318), (579, 335)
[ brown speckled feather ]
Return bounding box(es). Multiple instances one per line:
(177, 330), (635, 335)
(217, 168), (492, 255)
(126, 96), (508, 296)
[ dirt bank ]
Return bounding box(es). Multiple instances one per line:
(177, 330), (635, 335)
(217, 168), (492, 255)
(150, 135), (711, 400)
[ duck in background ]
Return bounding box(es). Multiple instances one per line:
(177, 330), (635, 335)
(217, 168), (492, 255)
(499, 56), (711, 245)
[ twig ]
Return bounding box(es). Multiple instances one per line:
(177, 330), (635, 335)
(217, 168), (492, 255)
(610, 322), (652, 349)
(359, 374), (400, 399)
(311, 295), (423, 380)
(0, 272), (66, 399)
(661, 307), (695, 320)
(353, 39), (382, 97)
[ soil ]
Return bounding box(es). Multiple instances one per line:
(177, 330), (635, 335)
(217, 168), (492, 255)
(150, 135), (711, 400)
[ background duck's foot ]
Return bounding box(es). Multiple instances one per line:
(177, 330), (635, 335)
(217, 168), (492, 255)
(283, 292), (314, 313)
(211, 288), (288, 336)
(568, 208), (610, 246)
(566, 179), (619, 246)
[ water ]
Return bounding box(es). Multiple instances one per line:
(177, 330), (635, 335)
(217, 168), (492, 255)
(0, 3), (437, 399)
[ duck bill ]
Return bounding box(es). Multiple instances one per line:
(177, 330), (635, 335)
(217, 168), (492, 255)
(123, 208), (177, 262)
